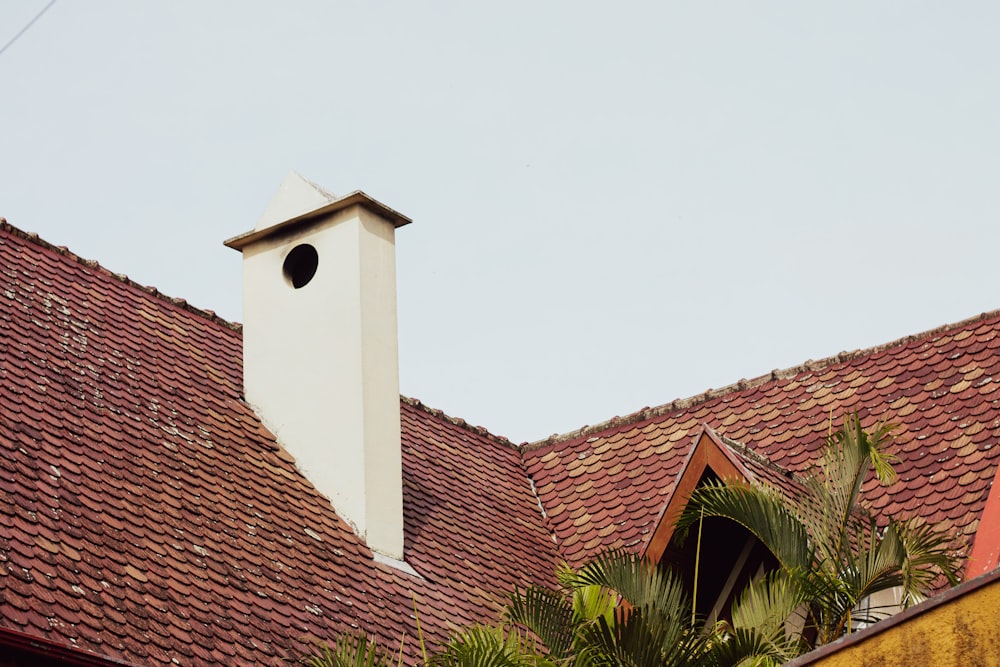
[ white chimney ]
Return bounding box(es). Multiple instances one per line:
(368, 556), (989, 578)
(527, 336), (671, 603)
(225, 172), (410, 559)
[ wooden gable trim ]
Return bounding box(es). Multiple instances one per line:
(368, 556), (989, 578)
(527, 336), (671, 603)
(966, 465), (1000, 578)
(642, 425), (753, 564)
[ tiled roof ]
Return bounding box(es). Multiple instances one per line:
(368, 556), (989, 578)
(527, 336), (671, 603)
(721, 434), (810, 504)
(4, 215), (1000, 665)
(524, 312), (1000, 567)
(0, 222), (560, 665)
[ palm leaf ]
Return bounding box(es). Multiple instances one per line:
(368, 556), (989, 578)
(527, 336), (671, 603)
(729, 570), (806, 638)
(432, 625), (555, 667)
(571, 583), (617, 627)
(819, 415), (898, 565)
(676, 413), (958, 654)
(894, 517), (962, 606)
(567, 551), (710, 667)
(839, 518), (905, 622)
(677, 481), (812, 573)
(506, 585), (576, 660)
(300, 631), (396, 667)
(575, 607), (708, 667)
(570, 550), (689, 624)
(702, 625), (798, 667)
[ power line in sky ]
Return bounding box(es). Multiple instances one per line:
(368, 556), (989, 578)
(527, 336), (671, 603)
(0, 0), (58, 58)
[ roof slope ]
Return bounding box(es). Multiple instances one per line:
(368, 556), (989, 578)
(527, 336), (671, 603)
(525, 312), (1000, 567)
(0, 223), (560, 665)
(5, 216), (1000, 664)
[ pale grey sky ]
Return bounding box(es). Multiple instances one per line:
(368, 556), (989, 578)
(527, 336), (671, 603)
(2, 2), (998, 443)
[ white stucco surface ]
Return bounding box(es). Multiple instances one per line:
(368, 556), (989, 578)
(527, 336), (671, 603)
(255, 172), (337, 232)
(240, 195), (405, 559)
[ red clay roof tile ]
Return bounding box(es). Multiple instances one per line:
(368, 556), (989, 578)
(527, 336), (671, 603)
(524, 309), (1000, 568)
(0, 222), (561, 664)
(4, 218), (1000, 663)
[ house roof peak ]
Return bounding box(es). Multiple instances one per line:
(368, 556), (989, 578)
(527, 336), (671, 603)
(527, 308), (1000, 450)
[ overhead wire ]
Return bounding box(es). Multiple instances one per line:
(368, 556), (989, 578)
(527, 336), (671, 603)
(0, 0), (58, 58)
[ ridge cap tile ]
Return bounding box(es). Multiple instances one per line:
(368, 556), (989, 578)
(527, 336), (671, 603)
(526, 309), (1000, 450)
(0, 219), (242, 333)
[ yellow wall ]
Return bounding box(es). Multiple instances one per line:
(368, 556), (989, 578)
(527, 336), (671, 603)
(793, 573), (1000, 667)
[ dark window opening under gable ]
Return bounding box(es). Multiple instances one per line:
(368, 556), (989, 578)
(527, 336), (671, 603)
(657, 469), (778, 627)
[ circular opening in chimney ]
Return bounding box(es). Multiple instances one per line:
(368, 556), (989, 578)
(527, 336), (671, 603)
(282, 244), (319, 289)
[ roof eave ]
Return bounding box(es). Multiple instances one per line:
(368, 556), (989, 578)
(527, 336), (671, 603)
(0, 626), (131, 666)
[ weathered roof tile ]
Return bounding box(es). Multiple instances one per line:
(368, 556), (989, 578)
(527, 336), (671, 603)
(5, 217), (1000, 663)
(0, 222), (560, 664)
(525, 310), (1000, 567)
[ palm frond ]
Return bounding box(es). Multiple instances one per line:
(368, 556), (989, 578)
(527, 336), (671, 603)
(838, 517), (905, 615)
(729, 570), (806, 638)
(432, 624), (555, 667)
(675, 414), (959, 653)
(807, 415), (888, 565)
(570, 550), (689, 624)
(677, 481), (812, 573)
(894, 517), (962, 606)
(571, 583), (617, 626)
(702, 625), (801, 667)
(575, 607), (708, 667)
(565, 551), (714, 667)
(300, 631), (396, 667)
(506, 585), (576, 660)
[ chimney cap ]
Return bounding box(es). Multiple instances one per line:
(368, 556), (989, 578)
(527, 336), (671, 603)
(225, 173), (411, 252)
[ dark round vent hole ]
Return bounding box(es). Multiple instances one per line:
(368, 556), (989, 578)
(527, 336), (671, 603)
(282, 244), (319, 289)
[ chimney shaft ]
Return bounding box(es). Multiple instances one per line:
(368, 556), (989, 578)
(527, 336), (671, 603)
(225, 173), (411, 559)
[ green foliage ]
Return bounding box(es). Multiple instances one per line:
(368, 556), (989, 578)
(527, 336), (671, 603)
(300, 631), (403, 667)
(302, 414), (961, 667)
(506, 584), (575, 659)
(677, 413), (962, 659)
(436, 550), (719, 667)
(433, 625), (556, 667)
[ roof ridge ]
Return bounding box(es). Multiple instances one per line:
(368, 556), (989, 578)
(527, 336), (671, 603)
(718, 434), (776, 469)
(401, 395), (519, 450)
(0, 218), (242, 333)
(525, 308), (1000, 451)
(719, 434), (809, 486)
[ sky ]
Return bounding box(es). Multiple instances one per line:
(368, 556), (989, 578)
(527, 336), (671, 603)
(2, 2), (999, 444)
